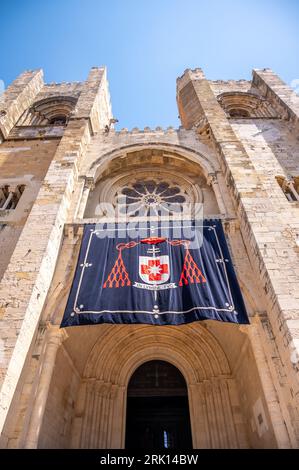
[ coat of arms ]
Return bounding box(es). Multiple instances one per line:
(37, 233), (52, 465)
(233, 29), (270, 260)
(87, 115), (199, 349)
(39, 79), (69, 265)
(103, 237), (206, 292)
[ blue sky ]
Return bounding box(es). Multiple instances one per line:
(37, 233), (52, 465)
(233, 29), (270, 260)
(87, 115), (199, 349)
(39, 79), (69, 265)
(0, 0), (298, 129)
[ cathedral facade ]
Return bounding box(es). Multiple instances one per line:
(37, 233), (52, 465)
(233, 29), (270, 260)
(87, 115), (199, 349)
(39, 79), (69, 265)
(0, 66), (299, 448)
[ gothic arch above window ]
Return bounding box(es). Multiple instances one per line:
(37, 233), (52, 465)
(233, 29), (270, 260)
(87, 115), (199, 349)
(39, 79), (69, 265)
(17, 96), (77, 126)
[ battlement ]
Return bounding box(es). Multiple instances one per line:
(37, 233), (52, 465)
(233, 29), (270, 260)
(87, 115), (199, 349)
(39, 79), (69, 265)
(176, 68), (205, 92)
(40, 82), (83, 94)
(110, 125), (179, 136)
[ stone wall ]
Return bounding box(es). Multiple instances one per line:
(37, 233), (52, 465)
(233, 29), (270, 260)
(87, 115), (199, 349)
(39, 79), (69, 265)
(0, 138), (61, 280)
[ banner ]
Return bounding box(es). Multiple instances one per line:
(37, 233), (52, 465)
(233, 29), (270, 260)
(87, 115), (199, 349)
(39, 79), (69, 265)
(61, 220), (249, 327)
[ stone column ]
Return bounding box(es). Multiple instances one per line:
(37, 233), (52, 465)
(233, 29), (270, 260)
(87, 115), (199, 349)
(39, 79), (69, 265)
(70, 380), (87, 448)
(203, 380), (219, 448)
(225, 378), (249, 448)
(208, 174), (226, 215)
(188, 383), (208, 449)
(79, 380), (116, 449)
(218, 379), (239, 448)
(24, 325), (68, 448)
(212, 378), (228, 448)
(98, 382), (112, 449)
(109, 385), (126, 449)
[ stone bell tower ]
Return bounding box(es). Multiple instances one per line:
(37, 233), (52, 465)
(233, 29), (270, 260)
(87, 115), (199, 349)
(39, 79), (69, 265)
(177, 68), (299, 446)
(0, 67), (113, 447)
(0, 65), (299, 449)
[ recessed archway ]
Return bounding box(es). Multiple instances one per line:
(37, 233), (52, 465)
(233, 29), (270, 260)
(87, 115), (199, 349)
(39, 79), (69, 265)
(65, 323), (249, 449)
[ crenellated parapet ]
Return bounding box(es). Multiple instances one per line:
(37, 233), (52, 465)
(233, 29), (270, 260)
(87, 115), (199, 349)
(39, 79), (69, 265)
(104, 125), (177, 135)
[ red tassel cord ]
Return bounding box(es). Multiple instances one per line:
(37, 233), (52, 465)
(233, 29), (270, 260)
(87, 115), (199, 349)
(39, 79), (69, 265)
(103, 241), (139, 288)
(167, 240), (206, 286)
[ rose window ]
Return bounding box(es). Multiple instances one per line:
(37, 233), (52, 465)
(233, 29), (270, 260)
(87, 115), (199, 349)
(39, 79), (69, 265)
(116, 180), (188, 216)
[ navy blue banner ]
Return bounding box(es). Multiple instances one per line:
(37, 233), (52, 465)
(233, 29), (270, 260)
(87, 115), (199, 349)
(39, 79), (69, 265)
(61, 220), (249, 327)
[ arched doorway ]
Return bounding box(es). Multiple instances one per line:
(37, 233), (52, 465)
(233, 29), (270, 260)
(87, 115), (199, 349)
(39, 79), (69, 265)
(125, 360), (192, 449)
(35, 323), (251, 448)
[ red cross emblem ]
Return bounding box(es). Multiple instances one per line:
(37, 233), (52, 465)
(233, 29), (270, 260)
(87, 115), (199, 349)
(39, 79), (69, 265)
(139, 256), (170, 285)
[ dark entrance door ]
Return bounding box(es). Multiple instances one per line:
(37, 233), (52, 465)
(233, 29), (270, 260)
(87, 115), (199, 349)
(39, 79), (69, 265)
(125, 360), (192, 449)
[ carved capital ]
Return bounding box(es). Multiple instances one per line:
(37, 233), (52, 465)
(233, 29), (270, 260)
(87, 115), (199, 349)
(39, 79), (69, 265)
(46, 322), (68, 345)
(207, 173), (217, 185)
(223, 219), (240, 234)
(32, 322), (48, 358)
(85, 177), (95, 190)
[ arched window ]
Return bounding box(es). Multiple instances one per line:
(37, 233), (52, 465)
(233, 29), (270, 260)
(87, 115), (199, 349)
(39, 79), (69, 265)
(217, 92), (277, 118)
(228, 108), (250, 118)
(17, 96), (77, 126)
(48, 115), (67, 126)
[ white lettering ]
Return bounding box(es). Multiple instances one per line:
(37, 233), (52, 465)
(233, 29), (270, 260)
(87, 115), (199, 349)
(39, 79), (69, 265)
(133, 282), (177, 290)
(99, 454), (135, 468)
